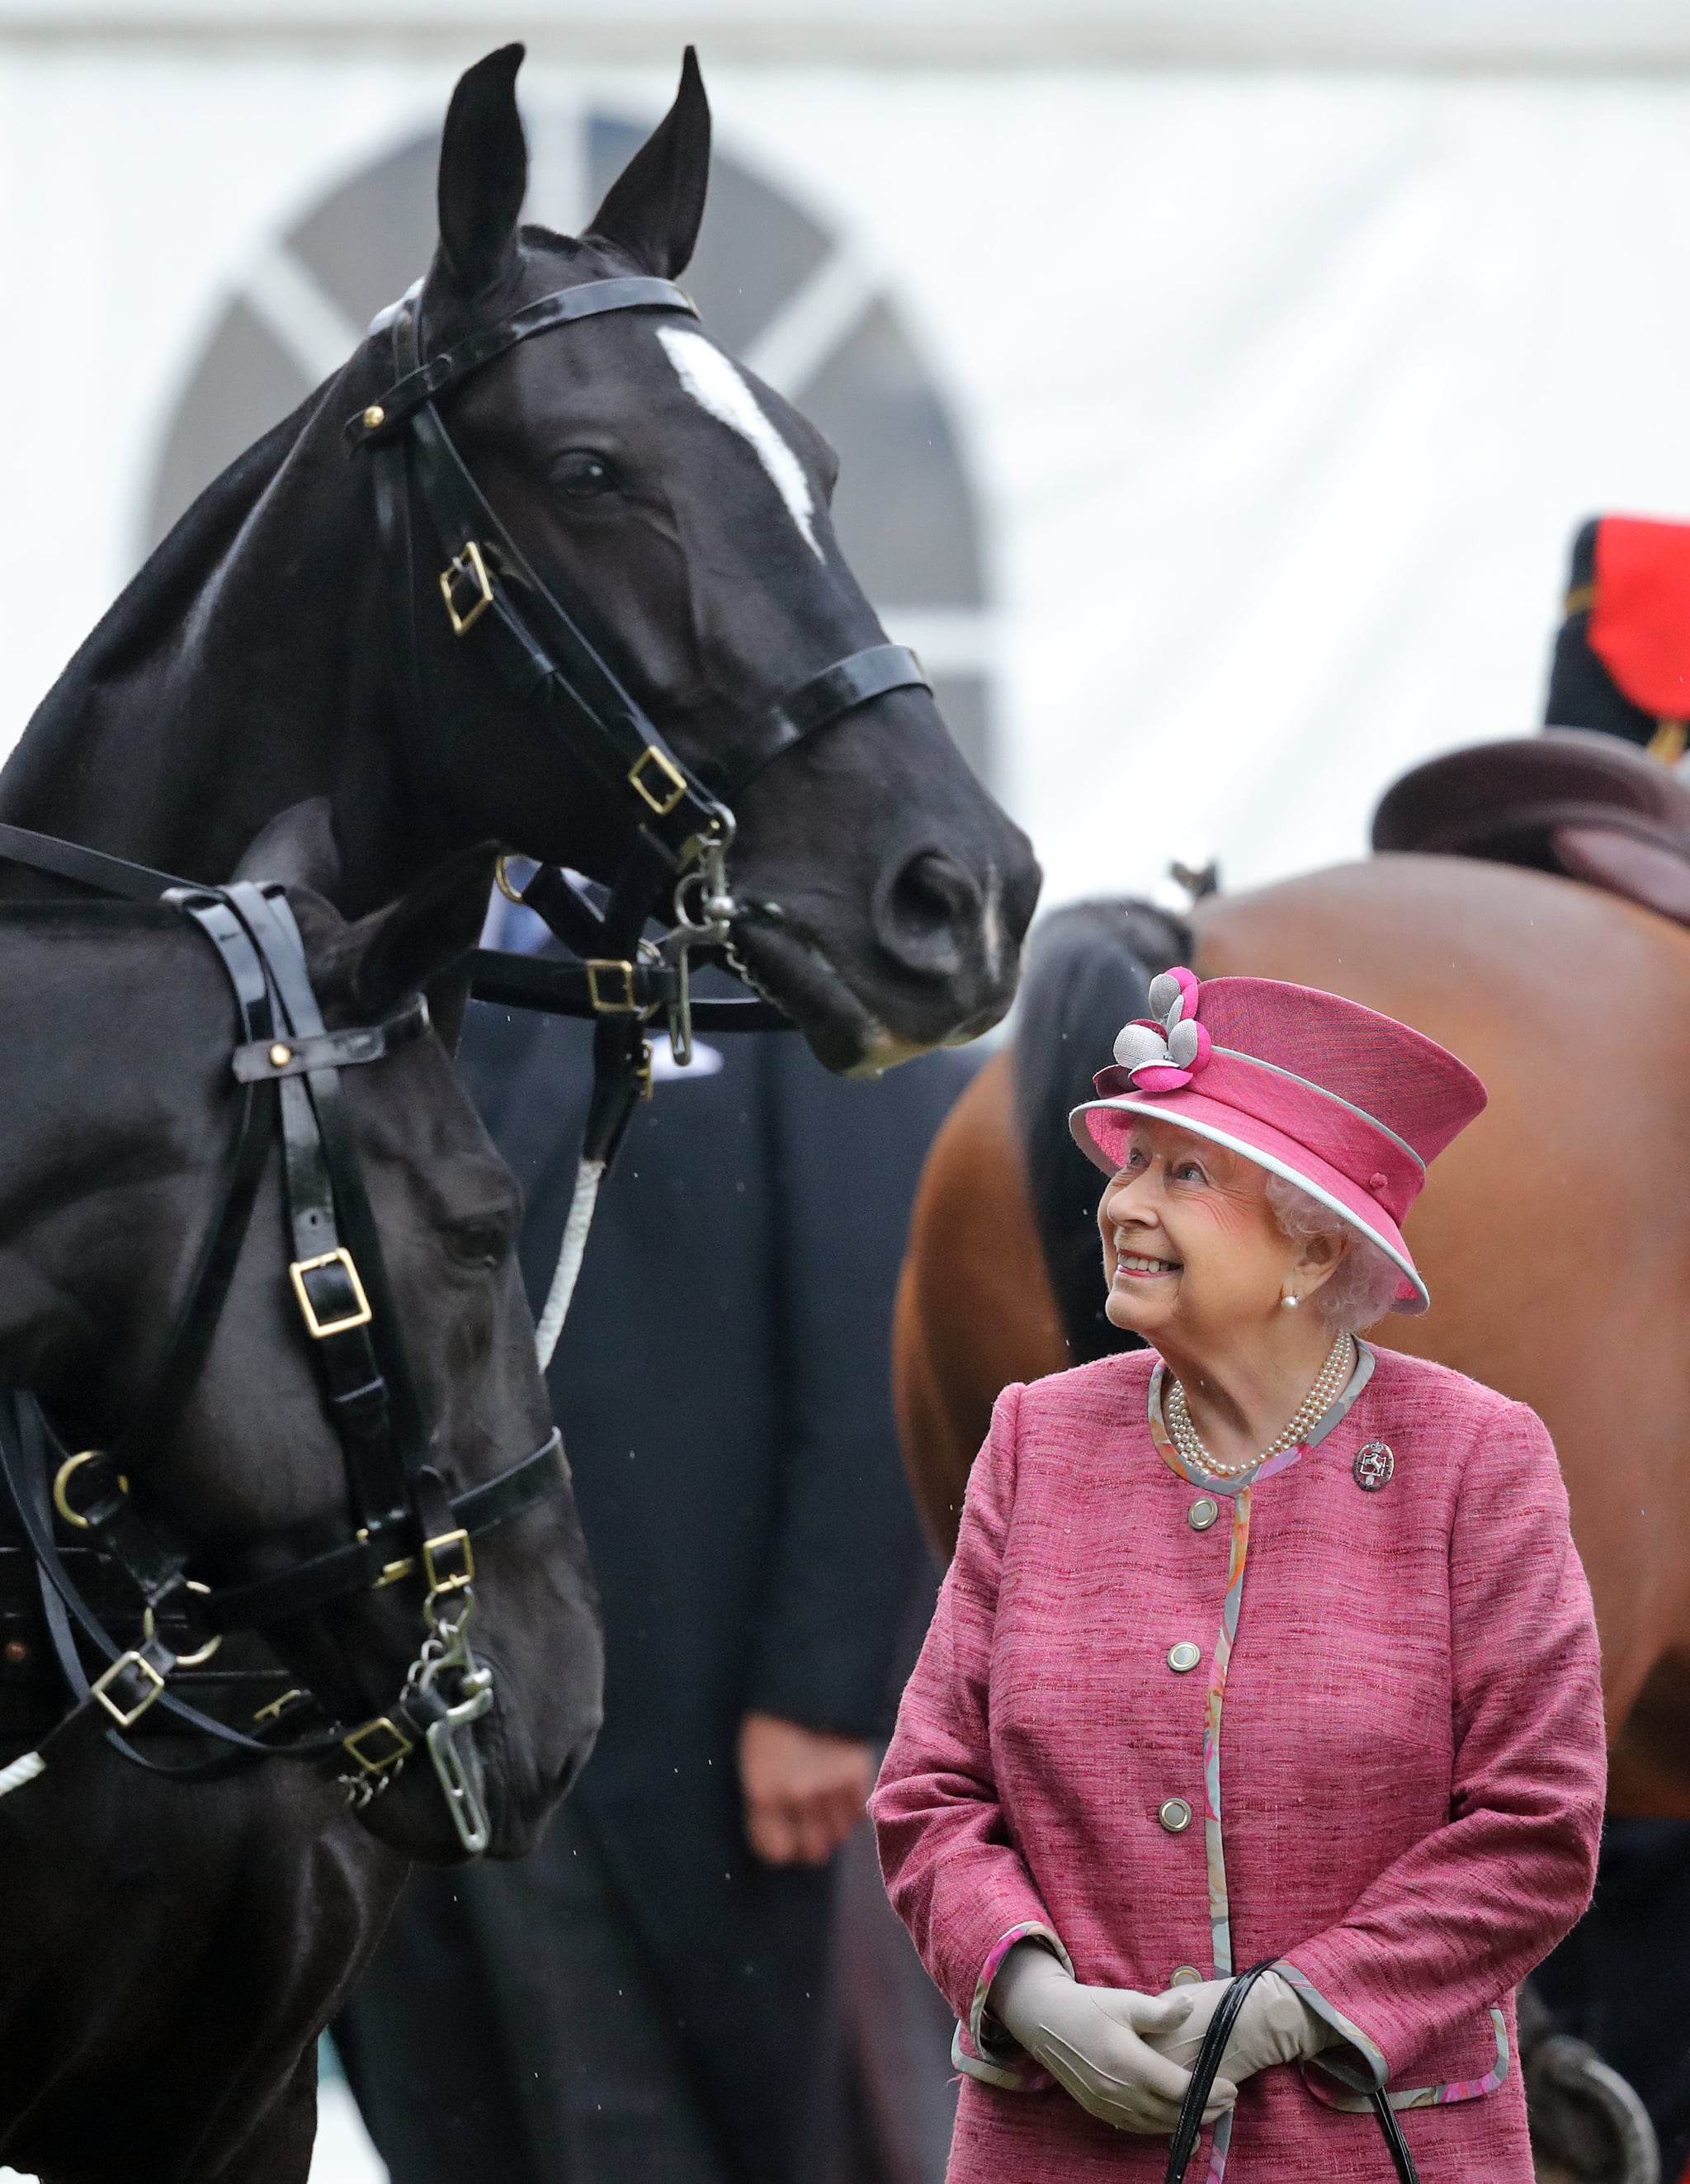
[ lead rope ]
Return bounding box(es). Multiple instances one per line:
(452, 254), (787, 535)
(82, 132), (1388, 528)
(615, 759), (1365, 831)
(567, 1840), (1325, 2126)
(528, 830), (743, 1371)
(0, 1750), (44, 1798)
(534, 1158), (603, 1370)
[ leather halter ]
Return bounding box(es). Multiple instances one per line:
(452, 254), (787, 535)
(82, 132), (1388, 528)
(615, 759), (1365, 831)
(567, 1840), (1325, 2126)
(347, 272), (930, 1159)
(347, 271), (927, 842)
(0, 830), (569, 1849)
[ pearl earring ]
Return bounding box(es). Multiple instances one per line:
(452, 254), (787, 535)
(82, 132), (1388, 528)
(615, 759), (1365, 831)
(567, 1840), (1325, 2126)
(1281, 1290), (1299, 1310)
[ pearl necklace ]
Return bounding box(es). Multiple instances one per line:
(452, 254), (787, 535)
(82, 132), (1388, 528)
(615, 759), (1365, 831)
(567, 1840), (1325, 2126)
(1165, 1331), (1355, 1481)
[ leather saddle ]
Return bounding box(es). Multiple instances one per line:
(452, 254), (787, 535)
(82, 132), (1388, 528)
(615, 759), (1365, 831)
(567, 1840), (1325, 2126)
(1372, 727), (1690, 929)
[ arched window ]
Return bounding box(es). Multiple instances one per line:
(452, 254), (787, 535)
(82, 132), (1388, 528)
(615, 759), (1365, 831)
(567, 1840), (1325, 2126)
(146, 103), (995, 782)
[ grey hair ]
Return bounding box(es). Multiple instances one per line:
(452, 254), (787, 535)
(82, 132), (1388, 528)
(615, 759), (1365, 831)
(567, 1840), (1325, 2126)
(1263, 1174), (1401, 1331)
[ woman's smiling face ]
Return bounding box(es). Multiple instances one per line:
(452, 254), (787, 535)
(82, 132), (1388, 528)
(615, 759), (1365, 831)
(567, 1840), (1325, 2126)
(1098, 1118), (1321, 1345)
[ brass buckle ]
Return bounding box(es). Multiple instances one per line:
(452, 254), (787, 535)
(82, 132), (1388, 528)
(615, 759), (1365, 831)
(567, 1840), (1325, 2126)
(289, 1247), (373, 1340)
(628, 745), (688, 818)
(422, 1528), (474, 1595)
(355, 1525), (416, 1589)
(174, 1579), (222, 1670)
(253, 1686), (305, 1725)
(51, 1449), (127, 1531)
(439, 540), (494, 636)
(92, 1648), (167, 1730)
(342, 1715), (413, 1775)
(584, 959), (639, 1014)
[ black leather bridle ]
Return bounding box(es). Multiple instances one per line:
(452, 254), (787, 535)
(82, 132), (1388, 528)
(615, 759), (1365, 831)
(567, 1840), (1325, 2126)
(349, 271), (931, 1176)
(0, 833), (570, 1852)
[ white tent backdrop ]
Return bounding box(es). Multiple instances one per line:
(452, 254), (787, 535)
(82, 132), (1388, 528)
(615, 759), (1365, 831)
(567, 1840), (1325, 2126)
(3, 42), (1690, 913)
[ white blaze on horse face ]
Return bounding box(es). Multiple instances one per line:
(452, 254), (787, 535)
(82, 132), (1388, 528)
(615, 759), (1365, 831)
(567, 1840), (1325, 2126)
(657, 326), (823, 560)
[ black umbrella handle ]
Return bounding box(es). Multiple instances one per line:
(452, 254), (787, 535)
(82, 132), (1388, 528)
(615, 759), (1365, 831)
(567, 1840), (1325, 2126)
(1164, 1960), (1274, 2182)
(1163, 1963), (1419, 2184)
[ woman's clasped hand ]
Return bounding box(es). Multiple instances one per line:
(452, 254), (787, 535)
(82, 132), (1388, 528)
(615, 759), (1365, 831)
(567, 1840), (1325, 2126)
(1140, 1971), (1338, 2085)
(989, 1943), (1238, 2134)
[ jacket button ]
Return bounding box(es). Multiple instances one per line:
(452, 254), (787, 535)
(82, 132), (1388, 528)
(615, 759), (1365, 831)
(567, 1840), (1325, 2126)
(1159, 1797), (1193, 1833)
(1167, 1641), (1201, 1673)
(1188, 1497), (1219, 1531)
(1170, 1964), (1203, 1985)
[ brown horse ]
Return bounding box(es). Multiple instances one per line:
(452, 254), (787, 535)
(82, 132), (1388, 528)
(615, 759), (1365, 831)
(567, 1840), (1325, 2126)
(895, 850), (1690, 1818)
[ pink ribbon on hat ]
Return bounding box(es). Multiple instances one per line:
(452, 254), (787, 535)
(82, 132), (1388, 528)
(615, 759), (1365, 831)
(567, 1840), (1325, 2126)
(1112, 967), (1213, 1093)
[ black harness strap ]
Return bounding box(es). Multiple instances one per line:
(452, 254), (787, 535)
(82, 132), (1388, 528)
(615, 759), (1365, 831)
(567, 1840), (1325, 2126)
(698, 641), (932, 797)
(463, 947), (786, 1030)
(371, 281), (727, 869)
(0, 824), (195, 904)
(231, 1000), (430, 1082)
(230, 883), (421, 1538)
(111, 894), (280, 1474)
(345, 277), (694, 444)
(0, 827), (571, 1819)
(203, 1430), (566, 1633)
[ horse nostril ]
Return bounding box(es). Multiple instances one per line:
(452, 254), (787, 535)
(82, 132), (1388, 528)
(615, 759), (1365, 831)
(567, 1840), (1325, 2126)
(873, 849), (983, 980)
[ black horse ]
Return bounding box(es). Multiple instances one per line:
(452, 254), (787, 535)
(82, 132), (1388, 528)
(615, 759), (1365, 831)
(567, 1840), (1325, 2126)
(0, 805), (603, 2183)
(0, 45), (1038, 1071)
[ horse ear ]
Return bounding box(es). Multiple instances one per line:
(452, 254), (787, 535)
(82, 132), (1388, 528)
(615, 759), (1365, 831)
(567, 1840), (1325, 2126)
(233, 797), (342, 899)
(437, 45), (528, 297)
(583, 47), (710, 278)
(344, 847), (496, 1019)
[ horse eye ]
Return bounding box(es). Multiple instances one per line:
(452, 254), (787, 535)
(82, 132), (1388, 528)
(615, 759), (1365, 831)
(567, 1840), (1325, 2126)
(443, 1217), (512, 1271)
(550, 449), (620, 500)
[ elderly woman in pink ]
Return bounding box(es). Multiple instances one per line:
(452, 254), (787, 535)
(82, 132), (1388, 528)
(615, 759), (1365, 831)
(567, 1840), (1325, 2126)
(871, 968), (1605, 2183)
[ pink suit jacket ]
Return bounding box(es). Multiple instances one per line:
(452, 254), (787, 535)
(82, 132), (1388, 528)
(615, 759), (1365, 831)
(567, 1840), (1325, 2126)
(871, 1345), (1605, 2184)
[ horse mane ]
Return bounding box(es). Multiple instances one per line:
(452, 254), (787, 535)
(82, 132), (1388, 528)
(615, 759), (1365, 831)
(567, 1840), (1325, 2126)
(1013, 897), (1192, 1366)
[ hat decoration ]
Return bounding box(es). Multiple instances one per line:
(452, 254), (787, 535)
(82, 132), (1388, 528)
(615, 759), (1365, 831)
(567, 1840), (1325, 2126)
(1110, 967), (1213, 1094)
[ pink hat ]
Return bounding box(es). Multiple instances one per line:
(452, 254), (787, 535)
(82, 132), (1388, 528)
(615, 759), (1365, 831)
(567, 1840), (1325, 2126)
(1068, 967), (1486, 1314)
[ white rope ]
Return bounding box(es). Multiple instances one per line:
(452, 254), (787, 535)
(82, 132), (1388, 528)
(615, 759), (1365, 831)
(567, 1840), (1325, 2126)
(0, 1748), (44, 1800)
(534, 1156), (605, 1371)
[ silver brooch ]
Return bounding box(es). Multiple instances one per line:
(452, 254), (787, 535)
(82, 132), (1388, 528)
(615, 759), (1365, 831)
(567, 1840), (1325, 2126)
(1353, 1442), (1395, 1491)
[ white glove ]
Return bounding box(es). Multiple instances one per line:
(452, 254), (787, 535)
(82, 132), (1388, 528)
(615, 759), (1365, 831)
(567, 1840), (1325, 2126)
(1144, 1969), (1335, 2087)
(989, 1941), (1236, 2136)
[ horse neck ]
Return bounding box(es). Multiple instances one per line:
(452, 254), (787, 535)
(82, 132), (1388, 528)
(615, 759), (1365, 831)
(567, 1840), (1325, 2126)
(0, 916), (224, 1405)
(0, 373), (470, 917)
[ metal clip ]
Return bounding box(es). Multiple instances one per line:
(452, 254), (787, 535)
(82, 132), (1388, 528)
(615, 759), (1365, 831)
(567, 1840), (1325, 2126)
(290, 1246), (373, 1340)
(628, 745), (688, 818)
(253, 1686), (305, 1725)
(425, 1670), (495, 1855)
(440, 540), (494, 636)
(92, 1649), (167, 1730)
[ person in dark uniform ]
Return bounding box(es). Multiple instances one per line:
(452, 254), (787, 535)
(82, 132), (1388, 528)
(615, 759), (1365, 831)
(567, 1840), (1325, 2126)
(333, 947), (970, 2184)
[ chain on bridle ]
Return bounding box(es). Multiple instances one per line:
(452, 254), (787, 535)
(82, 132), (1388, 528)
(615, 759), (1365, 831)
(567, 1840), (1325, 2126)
(348, 272), (932, 1357)
(0, 843), (571, 1852)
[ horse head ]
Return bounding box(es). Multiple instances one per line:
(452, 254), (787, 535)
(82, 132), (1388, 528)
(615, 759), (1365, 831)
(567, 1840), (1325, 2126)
(18, 803), (602, 1863)
(356, 47), (1040, 1071)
